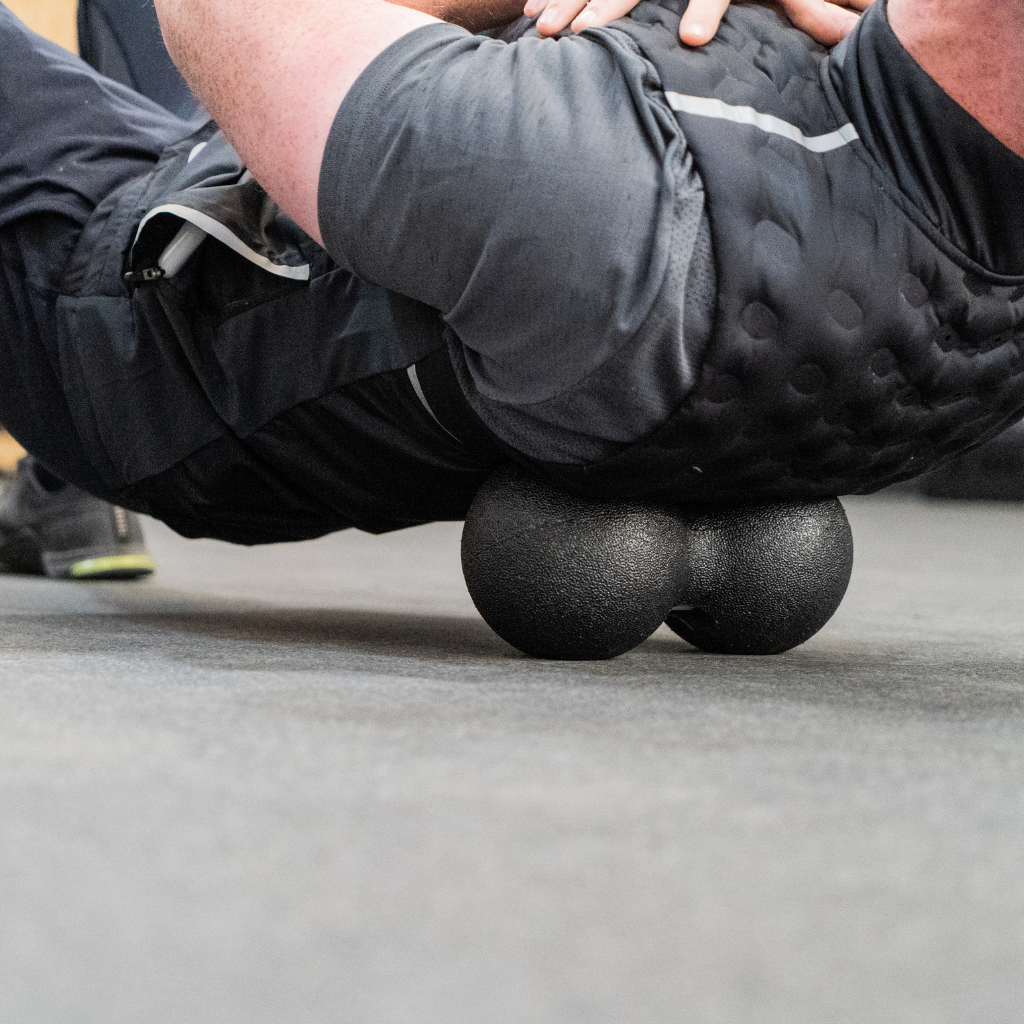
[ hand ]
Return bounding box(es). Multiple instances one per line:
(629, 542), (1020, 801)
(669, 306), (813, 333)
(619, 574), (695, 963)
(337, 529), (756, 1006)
(524, 0), (874, 48)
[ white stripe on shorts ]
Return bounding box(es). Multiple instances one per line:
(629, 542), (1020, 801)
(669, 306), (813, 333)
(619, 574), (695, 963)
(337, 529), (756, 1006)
(665, 92), (859, 153)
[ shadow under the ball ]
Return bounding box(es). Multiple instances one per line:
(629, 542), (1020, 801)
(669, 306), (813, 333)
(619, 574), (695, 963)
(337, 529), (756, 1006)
(148, 610), (704, 671)
(154, 607), (509, 665)
(0, 605), (498, 661)
(125, 608), (512, 669)
(0, 598), (700, 672)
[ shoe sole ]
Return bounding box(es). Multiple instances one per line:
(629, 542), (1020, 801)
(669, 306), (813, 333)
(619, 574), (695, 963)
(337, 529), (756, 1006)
(67, 554), (156, 580)
(0, 536), (155, 580)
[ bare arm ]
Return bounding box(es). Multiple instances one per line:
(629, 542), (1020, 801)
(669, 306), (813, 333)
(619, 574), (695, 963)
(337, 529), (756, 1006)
(889, 0), (1024, 158)
(154, 0), (445, 244)
(155, 0), (863, 252)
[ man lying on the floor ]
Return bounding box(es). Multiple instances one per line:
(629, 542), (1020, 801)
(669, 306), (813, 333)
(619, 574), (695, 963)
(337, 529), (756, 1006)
(153, 0), (1022, 506)
(0, 0), (1021, 575)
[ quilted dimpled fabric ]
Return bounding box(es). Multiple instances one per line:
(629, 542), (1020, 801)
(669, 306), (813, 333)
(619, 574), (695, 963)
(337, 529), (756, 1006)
(541, 1), (1024, 503)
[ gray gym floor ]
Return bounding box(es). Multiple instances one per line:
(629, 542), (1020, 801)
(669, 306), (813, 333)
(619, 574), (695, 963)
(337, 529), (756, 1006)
(1, 494), (1022, 1023)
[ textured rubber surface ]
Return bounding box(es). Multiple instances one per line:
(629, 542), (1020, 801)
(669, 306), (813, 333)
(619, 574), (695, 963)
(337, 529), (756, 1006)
(3, 505), (1024, 1024)
(663, 499), (853, 655)
(461, 463), (853, 660)
(462, 464), (690, 660)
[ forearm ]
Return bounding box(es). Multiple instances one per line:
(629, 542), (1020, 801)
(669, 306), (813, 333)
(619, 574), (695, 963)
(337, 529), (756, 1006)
(888, 0), (1024, 158)
(155, 0), (439, 241)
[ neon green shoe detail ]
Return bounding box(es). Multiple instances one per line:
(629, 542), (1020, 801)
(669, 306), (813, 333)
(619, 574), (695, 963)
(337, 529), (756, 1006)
(69, 554), (156, 579)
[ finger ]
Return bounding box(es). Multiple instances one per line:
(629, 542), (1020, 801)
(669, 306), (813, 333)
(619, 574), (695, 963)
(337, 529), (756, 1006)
(780, 0), (860, 45)
(532, 0), (588, 35)
(843, 0), (874, 11)
(523, 0), (551, 19)
(570, 0), (640, 32)
(678, 0), (731, 47)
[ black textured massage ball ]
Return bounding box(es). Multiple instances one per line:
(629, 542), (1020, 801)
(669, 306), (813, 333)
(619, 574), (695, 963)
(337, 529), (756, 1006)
(461, 463), (854, 660)
(461, 463), (691, 660)
(662, 500), (853, 655)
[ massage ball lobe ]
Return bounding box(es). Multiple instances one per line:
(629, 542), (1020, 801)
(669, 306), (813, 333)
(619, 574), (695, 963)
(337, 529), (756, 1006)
(665, 499), (853, 655)
(461, 463), (690, 660)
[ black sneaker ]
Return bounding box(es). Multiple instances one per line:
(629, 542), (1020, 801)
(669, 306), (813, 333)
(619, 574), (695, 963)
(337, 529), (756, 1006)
(0, 457), (155, 580)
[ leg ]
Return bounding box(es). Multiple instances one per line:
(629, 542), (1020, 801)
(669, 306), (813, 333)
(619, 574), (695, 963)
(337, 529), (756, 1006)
(0, 3), (195, 233)
(0, 3), (196, 489)
(0, 5), (203, 575)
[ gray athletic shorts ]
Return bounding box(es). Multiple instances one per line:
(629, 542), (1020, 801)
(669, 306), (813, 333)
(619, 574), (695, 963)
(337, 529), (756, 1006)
(319, 19), (717, 465)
